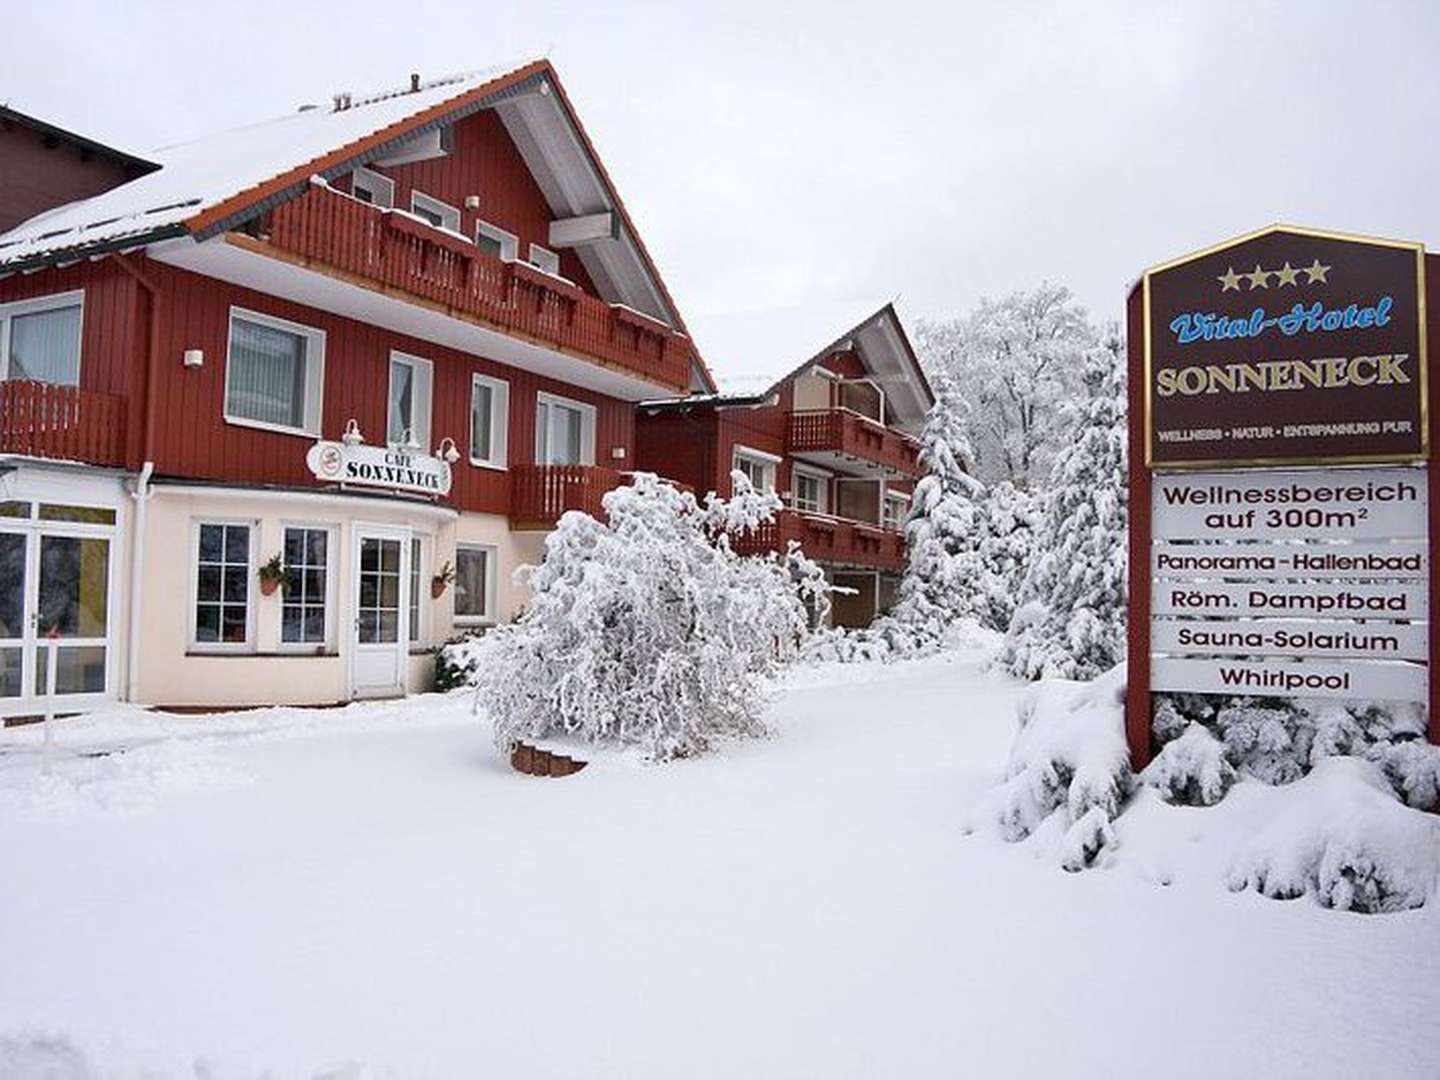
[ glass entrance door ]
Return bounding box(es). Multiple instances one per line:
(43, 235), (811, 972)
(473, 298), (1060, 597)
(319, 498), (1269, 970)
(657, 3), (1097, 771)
(0, 529), (25, 701)
(350, 528), (409, 698)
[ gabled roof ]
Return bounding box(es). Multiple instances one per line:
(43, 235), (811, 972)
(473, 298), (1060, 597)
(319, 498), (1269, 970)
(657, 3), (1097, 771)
(0, 59), (716, 392)
(643, 303), (934, 432)
(0, 104), (160, 177)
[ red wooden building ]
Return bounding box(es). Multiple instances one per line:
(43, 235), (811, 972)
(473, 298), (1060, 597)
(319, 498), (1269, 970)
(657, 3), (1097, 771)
(0, 61), (715, 715)
(636, 305), (933, 627)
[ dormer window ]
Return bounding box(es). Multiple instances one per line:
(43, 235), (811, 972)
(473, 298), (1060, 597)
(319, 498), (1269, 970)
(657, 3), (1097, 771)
(410, 191), (460, 233)
(350, 167), (393, 209)
(476, 221), (518, 262)
(528, 243), (560, 276)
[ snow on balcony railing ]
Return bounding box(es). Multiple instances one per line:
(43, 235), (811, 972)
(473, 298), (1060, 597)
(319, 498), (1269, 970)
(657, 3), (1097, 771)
(731, 508), (906, 572)
(265, 187), (694, 392)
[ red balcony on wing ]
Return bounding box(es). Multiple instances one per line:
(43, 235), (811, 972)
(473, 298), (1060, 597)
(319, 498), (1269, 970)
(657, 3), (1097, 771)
(0, 381), (127, 468)
(264, 187), (695, 393)
(731, 509), (906, 572)
(509, 464), (627, 529)
(787, 408), (921, 477)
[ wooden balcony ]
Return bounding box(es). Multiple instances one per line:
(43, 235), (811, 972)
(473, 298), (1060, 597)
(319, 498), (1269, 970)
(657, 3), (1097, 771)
(264, 187), (694, 392)
(509, 464), (627, 529)
(787, 408), (921, 477)
(0, 381), (127, 467)
(731, 509), (906, 573)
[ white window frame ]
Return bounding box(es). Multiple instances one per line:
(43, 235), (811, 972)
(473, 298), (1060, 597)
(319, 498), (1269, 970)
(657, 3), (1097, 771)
(350, 166), (394, 209)
(469, 373), (510, 470)
(452, 542), (498, 626)
(535, 391), (597, 466)
(883, 490), (911, 531)
(189, 518), (257, 653)
(476, 220), (519, 262)
(528, 243), (561, 276)
(387, 351), (433, 450)
(277, 521), (338, 652)
(410, 190), (461, 233)
(409, 533), (431, 649)
(792, 464), (830, 514)
(223, 306), (326, 438)
(732, 445), (780, 493)
(0, 290), (85, 385)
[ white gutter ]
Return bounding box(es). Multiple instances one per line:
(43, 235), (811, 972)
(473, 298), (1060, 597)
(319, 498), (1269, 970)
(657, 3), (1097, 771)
(126, 461), (154, 705)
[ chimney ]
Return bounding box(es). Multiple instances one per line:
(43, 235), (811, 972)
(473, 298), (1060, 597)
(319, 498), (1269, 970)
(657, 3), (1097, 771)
(410, 72), (421, 93)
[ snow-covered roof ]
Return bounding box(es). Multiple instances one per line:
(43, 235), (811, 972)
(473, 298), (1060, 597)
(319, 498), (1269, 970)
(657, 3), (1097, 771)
(0, 65), (526, 268)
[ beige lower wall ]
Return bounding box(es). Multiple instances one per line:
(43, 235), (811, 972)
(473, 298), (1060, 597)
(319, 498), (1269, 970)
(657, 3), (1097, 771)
(135, 485), (543, 709)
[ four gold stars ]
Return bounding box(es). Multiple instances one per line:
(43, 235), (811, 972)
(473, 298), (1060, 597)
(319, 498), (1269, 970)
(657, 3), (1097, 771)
(1214, 257), (1332, 291)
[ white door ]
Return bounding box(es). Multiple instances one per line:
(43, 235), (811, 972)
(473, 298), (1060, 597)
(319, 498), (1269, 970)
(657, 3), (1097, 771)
(0, 513), (114, 717)
(350, 526), (410, 699)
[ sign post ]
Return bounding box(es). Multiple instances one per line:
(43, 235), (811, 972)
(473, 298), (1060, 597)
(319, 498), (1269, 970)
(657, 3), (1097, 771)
(1126, 225), (1437, 767)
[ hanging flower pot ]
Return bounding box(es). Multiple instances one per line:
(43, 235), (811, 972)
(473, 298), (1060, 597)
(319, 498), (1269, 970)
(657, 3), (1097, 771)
(431, 560), (455, 599)
(258, 553), (287, 597)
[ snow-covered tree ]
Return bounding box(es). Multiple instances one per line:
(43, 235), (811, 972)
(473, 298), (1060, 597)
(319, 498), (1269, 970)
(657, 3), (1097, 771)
(915, 284), (1096, 488)
(974, 480), (1039, 634)
(887, 374), (989, 644)
(472, 473), (826, 761)
(1001, 332), (1127, 680)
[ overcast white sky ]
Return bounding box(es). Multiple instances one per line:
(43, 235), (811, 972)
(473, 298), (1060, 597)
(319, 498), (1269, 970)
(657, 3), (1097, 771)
(6, 1), (1439, 386)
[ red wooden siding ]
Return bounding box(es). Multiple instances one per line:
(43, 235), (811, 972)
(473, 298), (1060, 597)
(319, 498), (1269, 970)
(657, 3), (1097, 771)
(335, 108), (597, 297)
(1, 258), (637, 518)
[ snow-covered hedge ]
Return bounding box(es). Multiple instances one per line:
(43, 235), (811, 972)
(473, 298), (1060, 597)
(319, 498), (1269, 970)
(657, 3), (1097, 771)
(472, 473), (827, 761)
(981, 666), (1440, 912)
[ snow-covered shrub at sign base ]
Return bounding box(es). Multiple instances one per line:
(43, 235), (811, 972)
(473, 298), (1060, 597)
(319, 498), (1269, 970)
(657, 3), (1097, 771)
(993, 664), (1132, 871)
(1227, 757), (1440, 914)
(472, 473), (827, 761)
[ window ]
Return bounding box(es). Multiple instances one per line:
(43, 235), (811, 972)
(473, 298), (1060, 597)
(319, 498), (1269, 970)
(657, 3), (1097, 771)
(350, 167), (394, 209)
(409, 537), (426, 645)
(470, 373), (510, 468)
(0, 291), (83, 386)
(224, 308), (325, 436)
(281, 526), (330, 647)
(454, 544), (495, 623)
(387, 352), (433, 449)
(535, 393), (595, 466)
(194, 522), (252, 647)
(793, 469), (828, 514)
(410, 191), (461, 233)
(884, 492), (910, 531)
(476, 221), (518, 262)
(528, 244), (560, 276)
(732, 447), (778, 493)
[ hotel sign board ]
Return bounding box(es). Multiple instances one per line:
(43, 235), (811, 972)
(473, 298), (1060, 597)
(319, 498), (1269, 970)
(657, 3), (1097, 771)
(1144, 226), (1426, 468)
(306, 440), (452, 498)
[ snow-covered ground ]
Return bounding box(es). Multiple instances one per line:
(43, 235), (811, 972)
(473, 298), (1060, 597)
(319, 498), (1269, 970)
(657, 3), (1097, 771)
(2, 648), (1437, 1079)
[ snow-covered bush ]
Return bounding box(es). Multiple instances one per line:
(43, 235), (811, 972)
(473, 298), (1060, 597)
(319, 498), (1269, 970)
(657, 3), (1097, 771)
(1000, 335), (1127, 681)
(1141, 722), (1235, 806)
(1226, 757), (1440, 913)
(473, 473), (826, 761)
(435, 632), (488, 691)
(992, 664), (1132, 870)
(975, 480), (1038, 634)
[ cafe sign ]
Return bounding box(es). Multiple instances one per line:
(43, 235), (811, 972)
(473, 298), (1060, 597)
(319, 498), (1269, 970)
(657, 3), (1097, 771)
(306, 440), (452, 497)
(1144, 225), (1427, 468)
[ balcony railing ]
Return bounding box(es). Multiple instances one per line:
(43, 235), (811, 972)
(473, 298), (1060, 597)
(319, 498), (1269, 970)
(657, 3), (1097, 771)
(510, 464), (627, 529)
(731, 509), (906, 573)
(265, 187), (694, 392)
(788, 408), (921, 476)
(0, 380), (126, 467)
